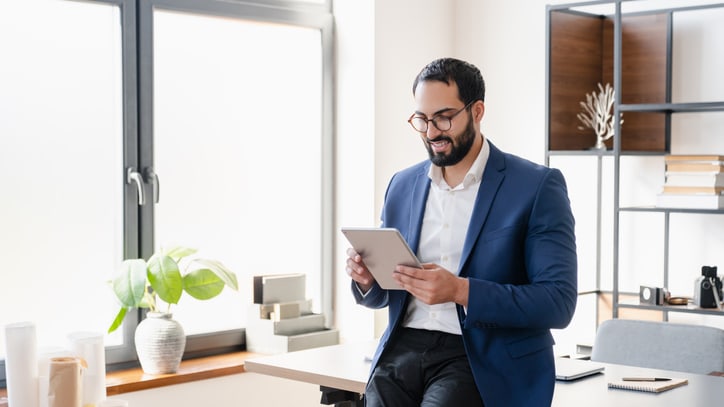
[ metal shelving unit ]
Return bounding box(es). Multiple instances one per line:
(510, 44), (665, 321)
(546, 0), (724, 323)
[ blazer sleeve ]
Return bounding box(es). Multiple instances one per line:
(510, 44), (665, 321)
(464, 168), (577, 330)
(351, 280), (389, 309)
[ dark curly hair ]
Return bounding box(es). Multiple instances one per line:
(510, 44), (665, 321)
(412, 58), (485, 104)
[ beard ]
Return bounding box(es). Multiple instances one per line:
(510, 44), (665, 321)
(424, 116), (477, 167)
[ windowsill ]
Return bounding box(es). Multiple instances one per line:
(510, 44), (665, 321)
(0, 351), (260, 398)
(106, 351), (260, 395)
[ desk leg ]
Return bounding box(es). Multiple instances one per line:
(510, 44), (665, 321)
(319, 385), (363, 407)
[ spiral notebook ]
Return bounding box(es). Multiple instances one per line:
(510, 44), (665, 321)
(607, 377), (688, 393)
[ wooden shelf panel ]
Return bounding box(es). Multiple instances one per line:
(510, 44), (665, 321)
(548, 10), (669, 152)
(549, 10), (604, 151)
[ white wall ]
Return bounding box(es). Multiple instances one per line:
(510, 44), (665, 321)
(332, 0), (377, 344)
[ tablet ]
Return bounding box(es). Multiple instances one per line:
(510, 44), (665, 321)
(341, 227), (422, 290)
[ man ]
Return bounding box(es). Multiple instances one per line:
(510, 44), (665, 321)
(346, 58), (577, 407)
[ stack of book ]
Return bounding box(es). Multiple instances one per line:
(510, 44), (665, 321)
(656, 155), (724, 209)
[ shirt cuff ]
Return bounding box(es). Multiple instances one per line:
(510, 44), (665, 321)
(354, 282), (370, 298)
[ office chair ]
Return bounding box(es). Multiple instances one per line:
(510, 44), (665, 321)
(590, 318), (724, 375)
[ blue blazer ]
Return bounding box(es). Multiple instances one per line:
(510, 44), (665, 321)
(352, 141), (577, 407)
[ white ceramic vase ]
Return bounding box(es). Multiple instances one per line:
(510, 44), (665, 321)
(134, 312), (186, 374)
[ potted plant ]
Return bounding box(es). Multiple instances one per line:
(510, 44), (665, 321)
(108, 246), (238, 374)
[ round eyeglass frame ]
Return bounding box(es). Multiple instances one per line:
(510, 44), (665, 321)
(407, 101), (474, 133)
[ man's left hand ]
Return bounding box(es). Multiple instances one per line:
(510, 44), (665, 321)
(393, 264), (469, 306)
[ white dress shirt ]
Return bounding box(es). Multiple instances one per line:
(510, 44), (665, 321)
(402, 137), (490, 335)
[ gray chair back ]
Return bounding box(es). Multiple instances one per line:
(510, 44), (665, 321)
(591, 319), (724, 375)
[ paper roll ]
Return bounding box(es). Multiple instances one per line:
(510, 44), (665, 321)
(4, 321), (40, 407)
(68, 332), (107, 405)
(48, 357), (83, 407)
(38, 348), (73, 407)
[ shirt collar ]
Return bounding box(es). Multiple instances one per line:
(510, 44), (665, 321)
(428, 136), (490, 189)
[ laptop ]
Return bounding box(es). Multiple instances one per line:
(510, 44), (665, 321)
(555, 358), (605, 381)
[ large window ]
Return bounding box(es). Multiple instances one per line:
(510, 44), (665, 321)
(0, 0), (129, 359)
(151, 7), (326, 334)
(0, 0), (333, 379)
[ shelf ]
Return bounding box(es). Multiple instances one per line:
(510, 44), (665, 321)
(619, 206), (724, 214)
(618, 300), (724, 316)
(546, 150), (614, 156)
(547, 0), (724, 322)
(619, 101), (724, 113)
(548, 150), (674, 156)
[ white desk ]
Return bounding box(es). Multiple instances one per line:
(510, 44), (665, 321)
(244, 341), (724, 406)
(245, 341), (372, 405)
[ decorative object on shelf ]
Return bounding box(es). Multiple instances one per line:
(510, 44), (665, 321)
(108, 246), (238, 374)
(693, 265), (722, 310)
(639, 285), (669, 306)
(666, 297), (689, 306)
(576, 82), (623, 151)
(247, 273), (339, 354)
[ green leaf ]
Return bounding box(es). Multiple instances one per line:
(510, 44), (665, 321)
(147, 255), (183, 304)
(163, 246), (197, 262)
(108, 307), (128, 333)
(112, 259), (147, 308)
(192, 258), (238, 291)
(183, 268), (225, 300)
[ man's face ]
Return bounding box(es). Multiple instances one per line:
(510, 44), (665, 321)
(411, 81), (477, 167)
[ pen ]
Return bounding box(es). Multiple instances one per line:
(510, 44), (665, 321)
(621, 377), (671, 382)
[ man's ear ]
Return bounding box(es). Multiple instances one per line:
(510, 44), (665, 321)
(473, 100), (485, 122)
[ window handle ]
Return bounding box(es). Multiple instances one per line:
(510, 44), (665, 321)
(145, 167), (160, 204)
(126, 167), (146, 206)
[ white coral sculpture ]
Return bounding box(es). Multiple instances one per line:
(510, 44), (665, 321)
(577, 83), (623, 150)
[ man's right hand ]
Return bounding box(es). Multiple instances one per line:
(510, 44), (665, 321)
(345, 247), (375, 293)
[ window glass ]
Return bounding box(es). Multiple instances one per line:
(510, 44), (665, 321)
(152, 10), (323, 334)
(0, 0), (124, 354)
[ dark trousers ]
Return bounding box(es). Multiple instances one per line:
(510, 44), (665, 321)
(364, 328), (484, 407)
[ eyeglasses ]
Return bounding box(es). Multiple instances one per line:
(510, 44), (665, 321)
(407, 101), (474, 133)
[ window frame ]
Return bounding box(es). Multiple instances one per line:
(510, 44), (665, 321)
(128, 0), (335, 365)
(0, 0), (334, 382)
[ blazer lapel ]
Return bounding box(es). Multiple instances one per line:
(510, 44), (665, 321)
(459, 142), (506, 277)
(407, 164), (431, 253)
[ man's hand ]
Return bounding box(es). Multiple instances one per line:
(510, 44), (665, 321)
(345, 247), (375, 293)
(393, 263), (469, 306)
